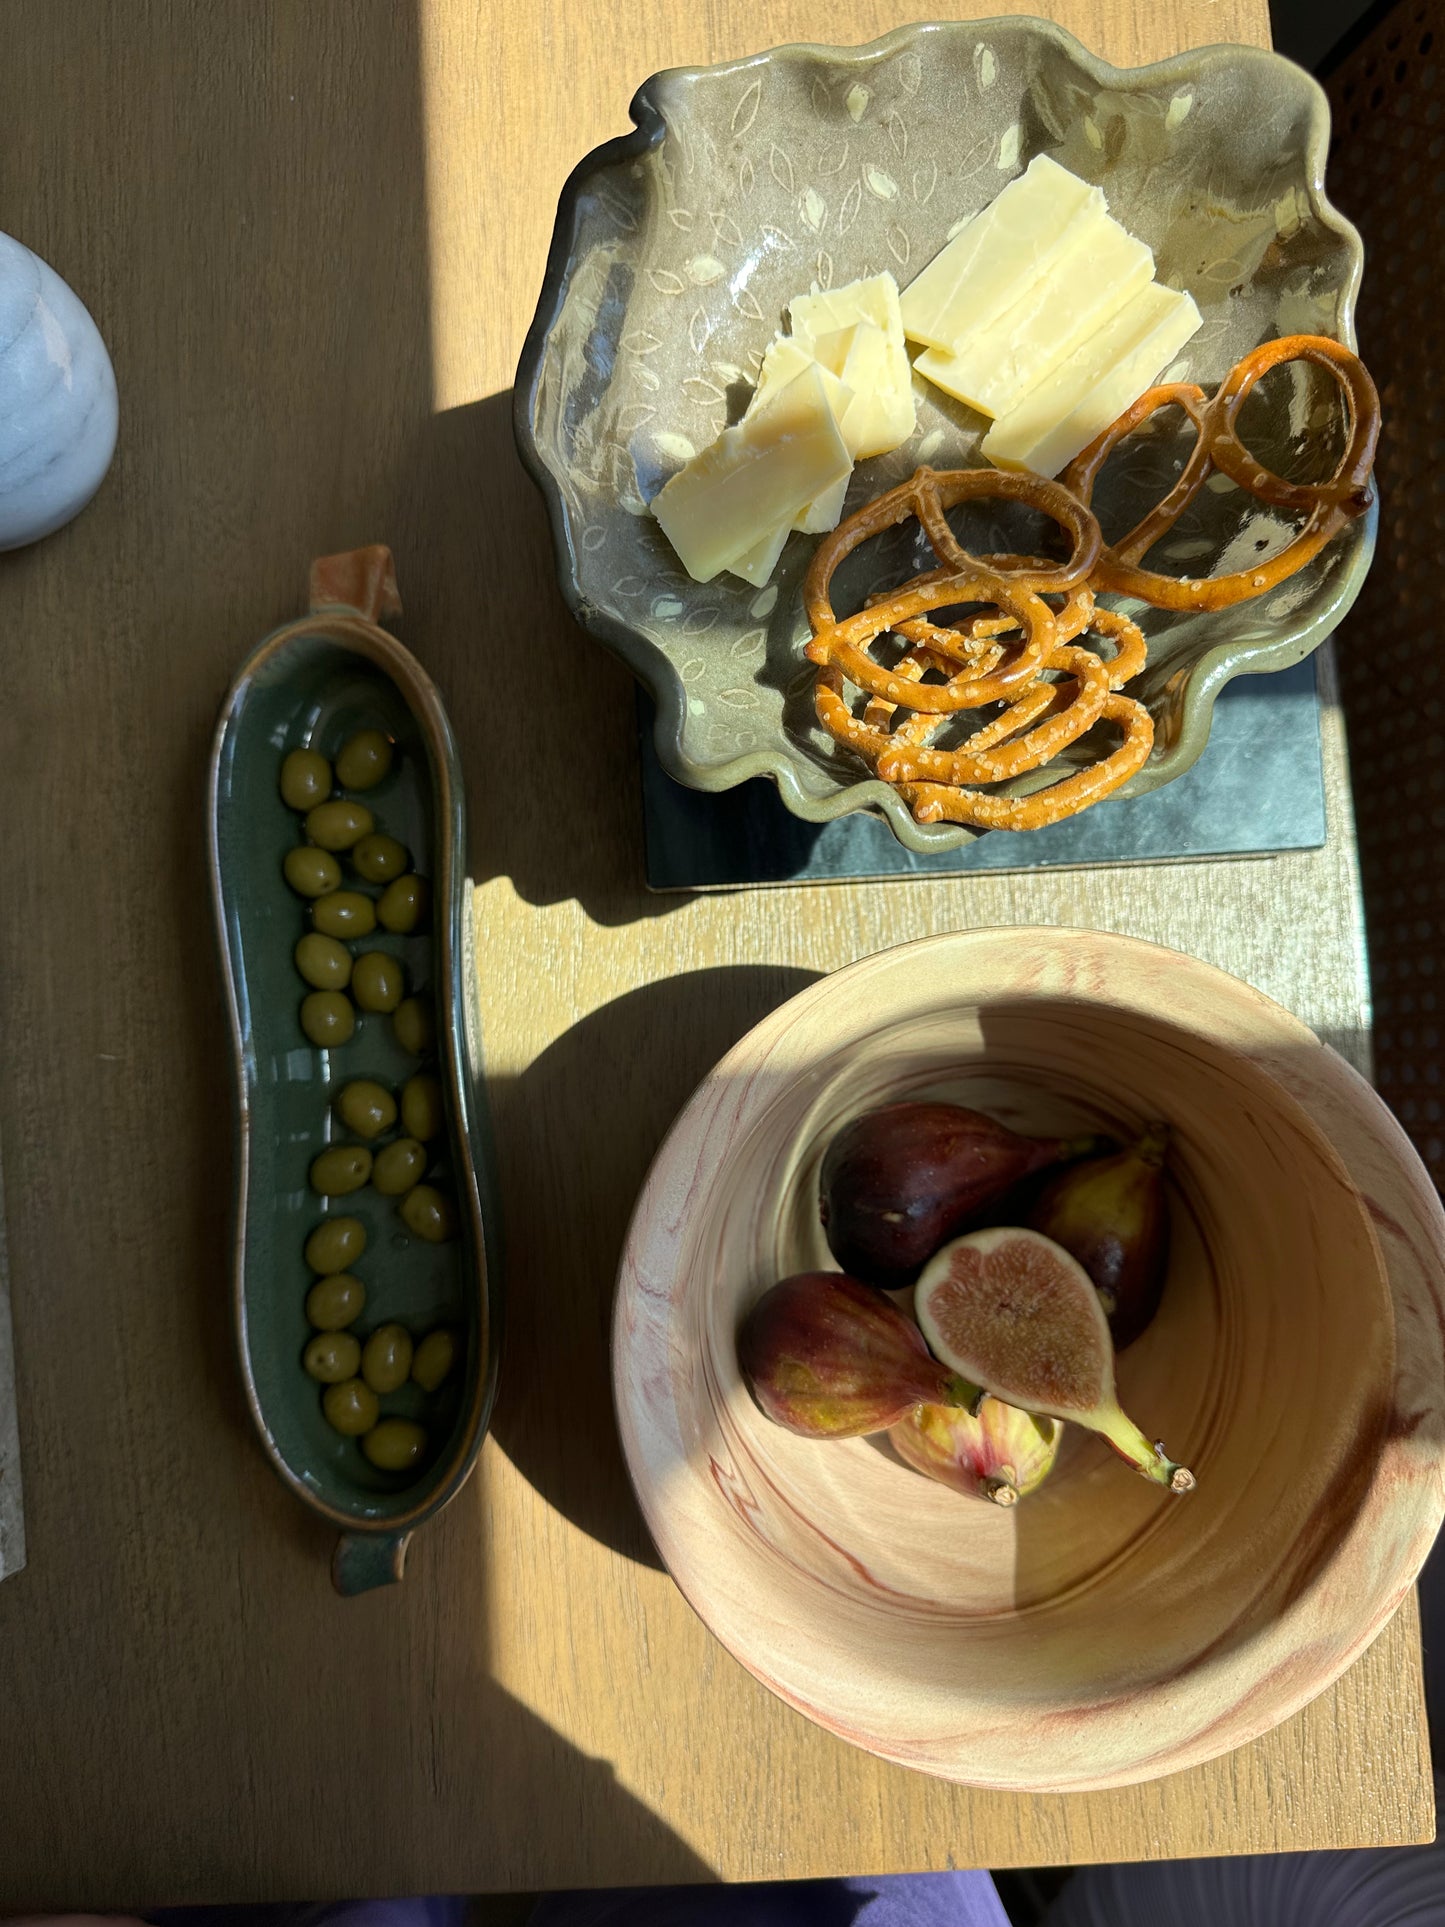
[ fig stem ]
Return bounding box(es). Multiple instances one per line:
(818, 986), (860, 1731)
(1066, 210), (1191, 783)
(984, 1478), (1018, 1506)
(1096, 1402), (1194, 1491)
(944, 1373), (985, 1417)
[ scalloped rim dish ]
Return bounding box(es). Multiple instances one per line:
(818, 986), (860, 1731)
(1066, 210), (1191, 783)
(516, 19), (1375, 852)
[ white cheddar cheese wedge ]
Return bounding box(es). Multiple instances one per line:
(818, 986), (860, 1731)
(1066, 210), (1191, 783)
(789, 272), (904, 355)
(981, 283), (1203, 478)
(652, 360), (853, 583)
(726, 518), (794, 588)
(914, 212), (1154, 418)
(900, 155), (1104, 354)
(811, 320), (915, 458)
(791, 471), (851, 538)
(749, 337), (854, 537)
(753, 335), (843, 412)
(790, 274), (914, 448)
(731, 279), (915, 566)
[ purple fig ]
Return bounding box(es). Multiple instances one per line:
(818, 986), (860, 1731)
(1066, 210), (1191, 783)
(915, 1227), (1194, 1492)
(820, 1102), (1108, 1290)
(891, 1396), (1062, 1505)
(1028, 1126), (1170, 1349)
(738, 1271), (980, 1439)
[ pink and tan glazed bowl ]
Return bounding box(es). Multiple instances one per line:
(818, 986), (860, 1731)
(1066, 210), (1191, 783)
(613, 928), (1445, 1791)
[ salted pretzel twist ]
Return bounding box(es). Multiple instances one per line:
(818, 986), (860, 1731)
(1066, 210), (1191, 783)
(1060, 334), (1379, 612)
(800, 335), (1378, 834)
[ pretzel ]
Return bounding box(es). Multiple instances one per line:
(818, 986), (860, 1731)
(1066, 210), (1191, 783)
(807, 537), (1140, 819)
(881, 557), (1096, 661)
(898, 695), (1156, 829)
(1085, 605), (1149, 690)
(805, 571), (1060, 712)
(803, 333), (1376, 835)
(875, 607), (1147, 787)
(875, 644), (1109, 785)
(1061, 334), (1379, 612)
(856, 559), (1094, 738)
(803, 467), (1103, 637)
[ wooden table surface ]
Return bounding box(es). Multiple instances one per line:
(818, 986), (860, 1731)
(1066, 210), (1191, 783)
(0, 0), (1432, 1906)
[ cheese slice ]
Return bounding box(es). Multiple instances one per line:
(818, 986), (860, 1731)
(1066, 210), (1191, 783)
(750, 336), (853, 536)
(725, 518), (794, 588)
(900, 155), (1104, 354)
(789, 271), (904, 355)
(753, 335), (844, 412)
(652, 360), (853, 583)
(790, 274), (914, 450)
(982, 283), (1203, 478)
(791, 471), (851, 538)
(734, 279), (915, 563)
(914, 212), (1154, 418)
(810, 319), (915, 458)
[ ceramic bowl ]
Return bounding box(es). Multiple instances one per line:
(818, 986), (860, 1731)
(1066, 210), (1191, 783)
(516, 19), (1375, 852)
(614, 929), (1445, 1789)
(208, 548), (501, 1594)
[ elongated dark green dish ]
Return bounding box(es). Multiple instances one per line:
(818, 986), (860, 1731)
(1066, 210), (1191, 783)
(207, 547), (500, 1594)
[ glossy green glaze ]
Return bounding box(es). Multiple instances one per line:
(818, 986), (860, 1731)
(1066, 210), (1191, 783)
(516, 19), (1375, 852)
(333, 1530), (411, 1594)
(208, 581), (500, 1589)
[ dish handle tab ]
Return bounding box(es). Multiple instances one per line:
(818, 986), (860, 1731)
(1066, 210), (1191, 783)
(309, 546), (403, 625)
(331, 1529), (411, 1595)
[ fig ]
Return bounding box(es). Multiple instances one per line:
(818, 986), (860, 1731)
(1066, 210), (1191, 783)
(1029, 1126), (1170, 1349)
(738, 1271), (980, 1439)
(914, 1227), (1194, 1492)
(820, 1101), (1107, 1290)
(891, 1396), (1061, 1506)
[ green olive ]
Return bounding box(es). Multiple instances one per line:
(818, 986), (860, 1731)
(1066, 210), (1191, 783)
(335, 729), (394, 791)
(303, 1330), (361, 1384)
(393, 995), (436, 1056)
(304, 1216), (366, 1274)
(401, 1072), (444, 1142)
(352, 951), (405, 1013)
(334, 1079), (397, 1139)
(351, 833), (408, 883)
(295, 932), (352, 991)
(305, 1272), (366, 1330)
(362, 1417), (427, 1471)
(361, 1322), (414, 1394)
(283, 846), (342, 898)
(300, 990), (355, 1047)
(305, 799), (374, 851)
(310, 1143), (373, 1196)
(280, 748), (332, 811)
(411, 1328), (456, 1393)
(400, 1183), (457, 1244)
(311, 890), (377, 939)
(323, 1377), (379, 1436)
(378, 873), (430, 934)
(372, 1137), (427, 1196)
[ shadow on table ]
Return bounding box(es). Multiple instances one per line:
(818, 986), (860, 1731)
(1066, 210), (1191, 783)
(485, 965), (820, 1568)
(396, 390), (710, 930)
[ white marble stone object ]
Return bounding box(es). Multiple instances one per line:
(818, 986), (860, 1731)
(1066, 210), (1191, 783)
(0, 230), (118, 550)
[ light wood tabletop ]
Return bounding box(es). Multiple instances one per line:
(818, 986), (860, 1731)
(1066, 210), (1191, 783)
(0, 0), (1431, 1907)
